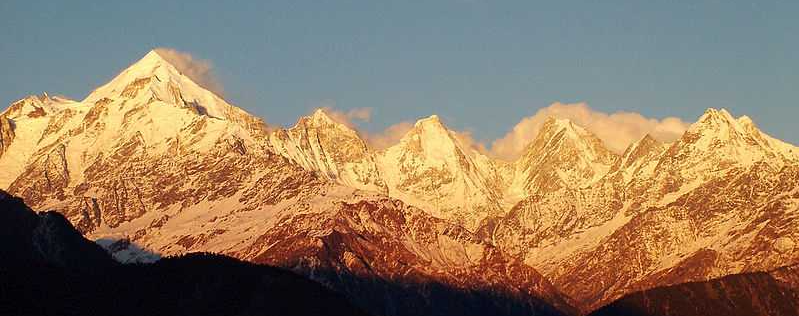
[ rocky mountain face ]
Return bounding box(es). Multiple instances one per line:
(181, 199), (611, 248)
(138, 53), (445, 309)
(0, 50), (573, 316)
(3, 50), (799, 315)
(267, 105), (799, 313)
(268, 109), (387, 193)
(270, 111), (509, 232)
(376, 115), (508, 231)
(244, 194), (576, 316)
(589, 264), (799, 316)
(0, 116), (14, 158)
(474, 109), (799, 312)
(535, 109), (799, 312)
(510, 117), (617, 197)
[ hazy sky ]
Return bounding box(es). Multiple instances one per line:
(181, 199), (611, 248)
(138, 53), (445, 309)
(1, 0), (797, 146)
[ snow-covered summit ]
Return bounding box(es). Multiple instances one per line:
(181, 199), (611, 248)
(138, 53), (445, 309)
(688, 108), (749, 140)
(268, 108), (386, 193)
(377, 114), (505, 231)
(82, 50), (258, 127)
(300, 108), (360, 135)
(1, 93), (80, 120)
(309, 108), (339, 125)
(395, 114), (471, 162)
(0, 50), (268, 189)
(511, 116), (617, 195)
(666, 108), (798, 170)
(414, 114), (441, 125)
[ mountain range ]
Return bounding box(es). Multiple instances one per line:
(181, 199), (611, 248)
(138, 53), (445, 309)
(2, 50), (798, 315)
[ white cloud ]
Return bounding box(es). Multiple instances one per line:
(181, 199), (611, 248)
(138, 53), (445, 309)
(153, 48), (225, 97)
(345, 107), (373, 122)
(309, 102), (408, 148)
(490, 102), (690, 160)
(364, 121), (415, 150)
(451, 129), (490, 155)
(309, 102), (690, 158)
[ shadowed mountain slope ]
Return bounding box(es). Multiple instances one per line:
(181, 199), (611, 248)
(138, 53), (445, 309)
(588, 264), (799, 316)
(0, 190), (370, 316)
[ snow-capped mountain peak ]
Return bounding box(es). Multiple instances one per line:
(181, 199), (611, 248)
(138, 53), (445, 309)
(1, 93), (79, 120)
(543, 116), (590, 137)
(82, 50), (248, 124)
(397, 114), (469, 162)
(688, 108), (749, 139)
(411, 114), (446, 134)
(415, 114), (441, 125)
(309, 108), (339, 125)
(0, 50), (268, 191)
(605, 133), (667, 184)
(268, 109), (386, 192)
(109, 49), (179, 81)
(84, 50), (177, 101)
(672, 108), (798, 167)
(737, 115), (755, 129)
(527, 117), (612, 161)
(301, 108), (357, 134)
(376, 114), (506, 231)
(511, 116), (617, 194)
(619, 134), (663, 168)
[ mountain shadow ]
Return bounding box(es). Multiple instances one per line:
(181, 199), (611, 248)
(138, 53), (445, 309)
(1, 189), (574, 316)
(0, 190), (369, 316)
(95, 237), (162, 263)
(588, 265), (799, 316)
(1, 189), (575, 316)
(300, 267), (573, 316)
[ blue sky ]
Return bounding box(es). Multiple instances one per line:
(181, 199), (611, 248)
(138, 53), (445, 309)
(1, 0), (797, 145)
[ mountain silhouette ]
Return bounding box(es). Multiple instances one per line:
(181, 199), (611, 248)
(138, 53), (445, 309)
(0, 189), (369, 316)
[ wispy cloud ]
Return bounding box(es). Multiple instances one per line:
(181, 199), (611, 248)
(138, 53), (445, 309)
(363, 121), (416, 150)
(313, 102), (411, 150)
(362, 118), (489, 153)
(490, 102), (690, 160)
(153, 48), (225, 97)
(310, 101), (689, 157)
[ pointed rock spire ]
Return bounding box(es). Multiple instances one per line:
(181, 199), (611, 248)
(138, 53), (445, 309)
(695, 108), (736, 125)
(394, 114), (470, 162)
(512, 117), (618, 194)
(623, 134), (662, 159)
(682, 108), (753, 145)
(519, 117), (615, 167)
(611, 133), (666, 174)
(292, 108), (360, 137)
